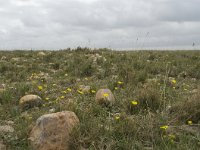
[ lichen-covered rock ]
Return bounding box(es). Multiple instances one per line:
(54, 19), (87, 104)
(95, 89), (115, 106)
(19, 95), (42, 110)
(29, 111), (79, 150)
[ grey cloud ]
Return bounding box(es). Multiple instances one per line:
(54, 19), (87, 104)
(0, 0), (199, 50)
(154, 0), (200, 22)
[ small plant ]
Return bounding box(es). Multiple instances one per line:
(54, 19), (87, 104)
(170, 92), (200, 123)
(0, 90), (13, 104)
(136, 87), (162, 112)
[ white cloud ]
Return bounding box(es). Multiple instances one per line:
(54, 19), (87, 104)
(0, 0), (199, 50)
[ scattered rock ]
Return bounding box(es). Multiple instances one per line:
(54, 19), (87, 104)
(76, 78), (81, 82)
(37, 52), (46, 56)
(5, 120), (14, 125)
(79, 85), (91, 94)
(190, 89), (198, 94)
(49, 108), (55, 113)
(146, 78), (159, 83)
(1, 56), (6, 60)
(0, 84), (6, 88)
(95, 89), (115, 106)
(0, 140), (6, 150)
(0, 88), (5, 94)
(11, 57), (20, 61)
(19, 95), (42, 110)
(29, 111), (79, 150)
(0, 84), (6, 94)
(0, 125), (14, 133)
(191, 78), (197, 82)
(89, 53), (106, 64)
(20, 111), (31, 120)
(178, 71), (187, 78)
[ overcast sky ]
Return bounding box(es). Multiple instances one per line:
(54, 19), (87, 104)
(0, 0), (200, 50)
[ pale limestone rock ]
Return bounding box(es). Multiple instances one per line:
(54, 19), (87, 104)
(0, 125), (14, 133)
(29, 111), (79, 150)
(19, 95), (42, 110)
(95, 89), (115, 106)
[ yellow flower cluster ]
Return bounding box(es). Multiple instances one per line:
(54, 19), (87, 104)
(160, 125), (169, 130)
(103, 93), (109, 97)
(38, 85), (43, 91)
(187, 120), (192, 125)
(171, 79), (176, 84)
(91, 90), (96, 93)
(77, 90), (84, 94)
(115, 116), (120, 120)
(114, 87), (118, 90)
(117, 81), (123, 85)
(131, 100), (138, 106)
(114, 113), (121, 120)
(67, 88), (72, 92)
(45, 97), (49, 101)
(60, 96), (65, 99)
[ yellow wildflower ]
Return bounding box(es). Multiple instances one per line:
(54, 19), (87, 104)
(67, 88), (72, 92)
(131, 100), (138, 105)
(77, 90), (84, 94)
(187, 120), (192, 125)
(114, 87), (118, 90)
(117, 81), (123, 85)
(63, 91), (67, 94)
(45, 97), (49, 101)
(103, 93), (109, 97)
(91, 90), (96, 93)
(60, 96), (65, 99)
(38, 85), (43, 91)
(171, 79), (176, 84)
(53, 84), (56, 86)
(160, 125), (169, 130)
(115, 116), (120, 120)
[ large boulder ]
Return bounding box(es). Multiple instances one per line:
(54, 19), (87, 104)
(95, 89), (115, 106)
(19, 95), (42, 110)
(29, 111), (79, 150)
